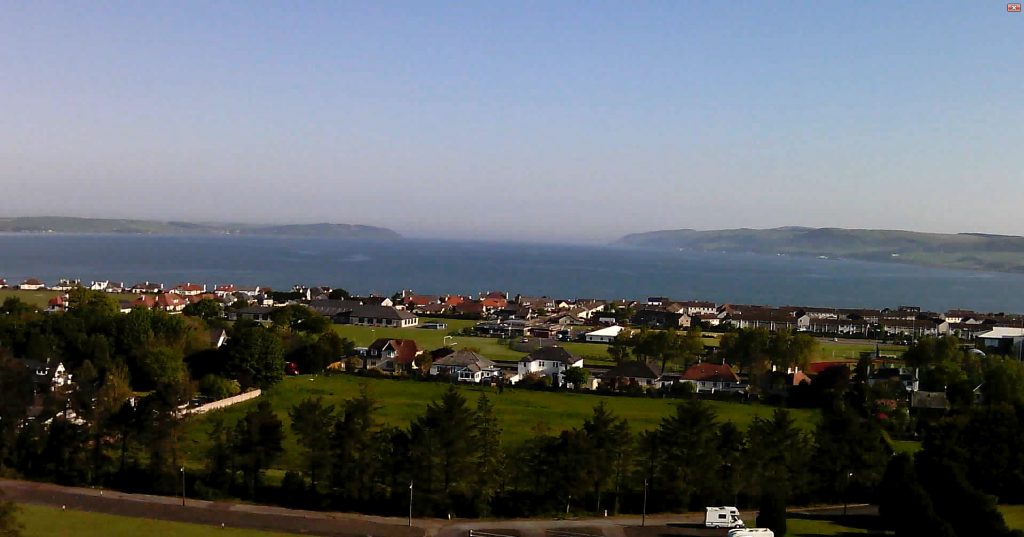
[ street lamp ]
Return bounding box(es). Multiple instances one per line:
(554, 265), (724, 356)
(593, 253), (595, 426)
(641, 479), (648, 527)
(843, 471), (854, 516)
(408, 480), (414, 527)
(180, 466), (186, 507)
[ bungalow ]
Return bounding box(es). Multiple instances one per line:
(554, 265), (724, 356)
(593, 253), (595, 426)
(90, 280), (124, 293)
(601, 360), (664, 389)
(585, 325), (626, 343)
(18, 278), (46, 291)
(516, 295), (556, 312)
(480, 296), (508, 312)
(442, 295), (467, 307)
(365, 338), (422, 372)
(516, 346), (583, 384)
(632, 308), (692, 329)
(404, 295), (440, 308)
(334, 304), (419, 327)
(230, 306), (276, 323)
(453, 301), (486, 316)
(429, 350), (501, 383)
(680, 362), (745, 393)
(129, 281), (163, 294)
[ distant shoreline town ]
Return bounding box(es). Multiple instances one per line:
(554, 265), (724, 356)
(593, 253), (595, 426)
(5, 275), (1022, 345)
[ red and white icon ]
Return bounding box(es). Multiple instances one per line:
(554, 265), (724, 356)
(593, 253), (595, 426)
(1010, 3), (1023, 12)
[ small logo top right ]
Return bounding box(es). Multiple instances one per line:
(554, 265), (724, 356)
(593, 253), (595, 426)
(1010, 3), (1022, 12)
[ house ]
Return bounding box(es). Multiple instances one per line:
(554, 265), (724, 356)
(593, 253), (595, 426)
(632, 308), (692, 329)
(90, 280), (125, 293)
(209, 328), (229, 349)
(365, 338), (422, 372)
(879, 318), (949, 338)
(171, 283), (206, 296)
(480, 296), (508, 311)
(45, 295), (67, 313)
(214, 284), (238, 297)
(721, 309), (798, 331)
(21, 358), (73, 392)
(335, 304), (419, 327)
(404, 295), (440, 308)
(18, 278), (46, 291)
(443, 295), (467, 307)
(585, 325), (626, 343)
(429, 350), (501, 383)
(129, 281), (164, 294)
(680, 362), (745, 393)
(453, 301), (486, 316)
(516, 295), (556, 312)
(496, 305), (533, 321)
(156, 293), (188, 313)
(601, 361), (664, 389)
(50, 279), (80, 291)
(230, 306), (276, 323)
(679, 300), (717, 316)
(0, 278), (6, 288)
(516, 346), (583, 384)
(868, 367), (919, 392)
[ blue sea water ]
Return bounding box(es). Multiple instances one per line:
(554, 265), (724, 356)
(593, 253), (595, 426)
(1, 234), (1023, 312)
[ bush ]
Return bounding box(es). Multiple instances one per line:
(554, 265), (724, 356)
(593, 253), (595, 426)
(199, 374), (241, 399)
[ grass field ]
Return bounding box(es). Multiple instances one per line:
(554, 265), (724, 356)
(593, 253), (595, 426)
(0, 288), (61, 308)
(785, 517), (874, 535)
(814, 339), (906, 362)
(181, 374), (819, 473)
(15, 504), (299, 537)
(331, 318), (616, 365)
(1000, 505), (1024, 530)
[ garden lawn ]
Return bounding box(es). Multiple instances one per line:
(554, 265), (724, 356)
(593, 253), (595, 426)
(181, 374), (819, 474)
(15, 504), (300, 537)
(0, 289), (61, 308)
(1000, 505), (1024, 530)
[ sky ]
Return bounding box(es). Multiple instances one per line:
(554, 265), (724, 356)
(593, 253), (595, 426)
(0, 1), (1021, 242)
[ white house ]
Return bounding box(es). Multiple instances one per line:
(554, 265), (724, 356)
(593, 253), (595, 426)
(429, 350), (501, 383)
(585, 325), (626, 343)
(516, 346), (583, 384)
(18, 279), (46, 291)
(976, 327), (1024, 355)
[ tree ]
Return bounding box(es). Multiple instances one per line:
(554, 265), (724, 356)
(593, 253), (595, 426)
(225, 324), (285, 389)
(233, 400), (285, 498)
(330, 385), (382, 503)
(755, 491), (786, 536)
(607, 333), (632, 364)
(878, 454), (955, 537)
(745, 409), (810, 499)
(183, 298), (223, 322)
(562, 367), (591, 389)
(470, 394), (503, 515)
(645, 400), (722, 511)
(409, 387), (477, 499)
(290, 397), (336, 488)
(812, 405), (890, 501)
(581, 402), (632, 514)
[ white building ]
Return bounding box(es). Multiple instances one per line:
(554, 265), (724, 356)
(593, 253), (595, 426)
(515, 346), (583, 384)
(585, 325), (626, 343)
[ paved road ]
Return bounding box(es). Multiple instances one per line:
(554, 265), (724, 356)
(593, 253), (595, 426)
(0, 479), (874, 537)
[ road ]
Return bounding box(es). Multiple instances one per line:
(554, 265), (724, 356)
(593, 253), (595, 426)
(0, 479), (875, 537)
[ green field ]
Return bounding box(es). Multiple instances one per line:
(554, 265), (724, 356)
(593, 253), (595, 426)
(14, 504), (298, 537)
(1000, 505), (1024, 530)
(785, 516), (874, 535)
(182, 374), (819, 473)
(815, 339), (906, 362)
(331, 318), (615, 365)
(0, 289), (61, 308)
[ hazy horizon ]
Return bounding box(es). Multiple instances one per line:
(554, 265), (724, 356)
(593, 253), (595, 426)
(2, 2), (1021, 242)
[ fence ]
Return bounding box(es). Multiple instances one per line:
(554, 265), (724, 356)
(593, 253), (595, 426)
(183, 389), (261, 416)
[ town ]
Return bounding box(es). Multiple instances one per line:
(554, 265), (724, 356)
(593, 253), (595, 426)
(3, 275), (1024, 537)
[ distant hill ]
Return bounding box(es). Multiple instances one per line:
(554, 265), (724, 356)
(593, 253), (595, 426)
(616, 227), (1024, 273)
(0, 217), (402, 240)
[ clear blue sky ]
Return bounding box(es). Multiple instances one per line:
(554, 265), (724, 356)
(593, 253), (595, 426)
(1, 2), (1021, 241)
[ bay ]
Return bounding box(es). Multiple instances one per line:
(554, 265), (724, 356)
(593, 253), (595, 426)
(1, 234), (1023, 312)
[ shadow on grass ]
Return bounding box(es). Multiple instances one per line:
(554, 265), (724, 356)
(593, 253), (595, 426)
(787, 511), (889, 536)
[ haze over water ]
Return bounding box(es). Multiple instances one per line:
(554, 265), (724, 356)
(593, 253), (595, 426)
(2, 234), (1023, 313)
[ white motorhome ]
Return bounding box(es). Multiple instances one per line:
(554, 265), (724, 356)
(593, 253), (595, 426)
(706, 506), (744, 528)
(727, 529), (774, 537)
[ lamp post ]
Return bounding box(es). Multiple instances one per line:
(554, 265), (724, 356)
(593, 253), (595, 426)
(641, 479), (648, 527)
(408, 480), (414, 527)
(180, 466), (186, 507)
(843, 471), (853, 517)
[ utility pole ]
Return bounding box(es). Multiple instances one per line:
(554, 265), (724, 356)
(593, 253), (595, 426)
(408, 480), (414, 527)
(641, 479), (648, 527)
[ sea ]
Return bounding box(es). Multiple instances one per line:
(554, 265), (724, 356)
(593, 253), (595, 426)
(2, 233), (1024, 312)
